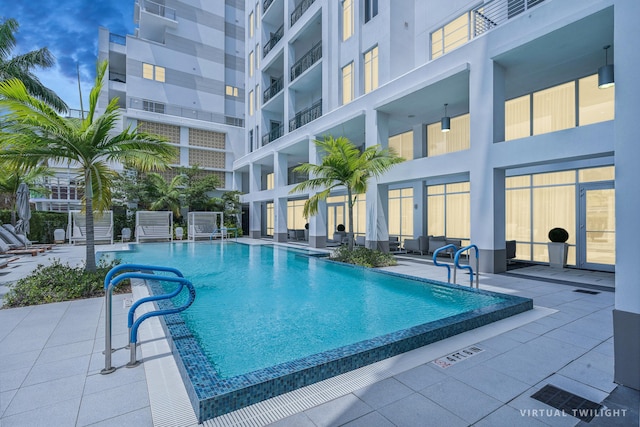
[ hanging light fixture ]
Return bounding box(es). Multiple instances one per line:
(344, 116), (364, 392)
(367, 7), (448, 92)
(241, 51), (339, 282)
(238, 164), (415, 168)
(598, 45), (614, 89)
(441, 103), (451, 133)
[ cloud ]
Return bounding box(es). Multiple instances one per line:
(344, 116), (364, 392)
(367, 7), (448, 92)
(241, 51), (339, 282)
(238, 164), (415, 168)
(6, 0), (134, 109)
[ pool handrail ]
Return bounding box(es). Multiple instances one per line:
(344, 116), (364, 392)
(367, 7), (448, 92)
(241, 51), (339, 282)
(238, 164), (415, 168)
(454, 244), (479, 288)
(432, 244), (458, 283)
(101, 264), (192, 374)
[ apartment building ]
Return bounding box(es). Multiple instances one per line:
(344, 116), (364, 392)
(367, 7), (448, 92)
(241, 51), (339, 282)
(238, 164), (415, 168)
(94, 0), (246, 193)
(234, 0), (639, 389)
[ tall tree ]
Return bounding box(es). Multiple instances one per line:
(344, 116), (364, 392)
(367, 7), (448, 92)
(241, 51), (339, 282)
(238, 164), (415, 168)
(290, 136), (404, 250)
(0, 161), (52, 225)
(147, 172), (188, 218)
(0, 18), (67, 112)
(0, 60), (175, 271)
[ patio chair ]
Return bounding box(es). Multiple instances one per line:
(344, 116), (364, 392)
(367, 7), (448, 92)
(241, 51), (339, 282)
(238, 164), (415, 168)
(404, 236), (428, 255)
(0, 238), (41, 256)
(136, 211), (173, 242)
(70, 211), (114, 245)
(188, 212), (223, 240)
(1, 224), (53, 251)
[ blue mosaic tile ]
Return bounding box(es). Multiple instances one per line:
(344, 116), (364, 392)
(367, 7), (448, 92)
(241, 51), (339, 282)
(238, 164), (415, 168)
(146, 255), (533, 423)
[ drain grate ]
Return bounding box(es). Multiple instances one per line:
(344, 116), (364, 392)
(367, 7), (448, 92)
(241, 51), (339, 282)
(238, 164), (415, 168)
(573, 289), (600, 295)
(531, 385), (603, 422)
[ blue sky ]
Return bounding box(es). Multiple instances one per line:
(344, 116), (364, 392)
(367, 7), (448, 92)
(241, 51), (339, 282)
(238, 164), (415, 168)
(6, 0), (135, 110)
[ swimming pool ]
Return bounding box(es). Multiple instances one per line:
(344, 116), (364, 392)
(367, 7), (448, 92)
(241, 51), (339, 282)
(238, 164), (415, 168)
(103, 241), (532, 421)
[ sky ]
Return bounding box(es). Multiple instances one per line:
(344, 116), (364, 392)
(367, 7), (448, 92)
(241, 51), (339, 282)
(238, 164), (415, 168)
(4, 0), (136, 111)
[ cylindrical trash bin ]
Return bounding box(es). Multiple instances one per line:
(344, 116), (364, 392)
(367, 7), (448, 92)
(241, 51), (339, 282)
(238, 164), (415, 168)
(54, 228), (65, 244)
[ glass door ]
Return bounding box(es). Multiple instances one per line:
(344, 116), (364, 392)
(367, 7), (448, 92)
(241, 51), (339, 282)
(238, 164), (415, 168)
(327, 203), (345, 238)
(578, 182), (615, 271)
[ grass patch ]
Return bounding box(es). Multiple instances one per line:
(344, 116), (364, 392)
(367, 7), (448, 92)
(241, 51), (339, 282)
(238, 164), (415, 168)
(2, 259), (130, 308)
(331, 246), (397, 268)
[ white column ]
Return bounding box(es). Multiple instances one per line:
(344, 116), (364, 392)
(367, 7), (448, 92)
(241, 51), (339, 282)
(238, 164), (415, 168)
(273, 152), (289, 242)
(308, 136), (327, 248)
(365, 110), (390, 251)
(613, 0), (640, 390)
(249, 163), (262, 238)
(412, 181), (425, 237)
(412, 123), (426, 159)
(469, 58), (507, 273)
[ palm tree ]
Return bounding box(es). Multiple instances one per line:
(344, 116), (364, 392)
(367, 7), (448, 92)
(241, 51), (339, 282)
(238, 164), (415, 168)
(146, 172), (188, 218)
(0, 60), (175, 272)
(0, 18), (67, 112)
(290, 136), (404, 250)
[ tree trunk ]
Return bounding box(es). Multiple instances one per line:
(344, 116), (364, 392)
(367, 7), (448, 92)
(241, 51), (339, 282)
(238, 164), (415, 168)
(85, 172), (96, 272)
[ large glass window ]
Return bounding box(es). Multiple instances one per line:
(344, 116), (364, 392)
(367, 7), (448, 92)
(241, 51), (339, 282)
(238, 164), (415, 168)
(248, 90), (254, 116)
(432, 13), (470, 59)
(249, 51), (254, 77)
(427, 182), (470, 244)
(342, 62), (354, 105)
(364, 0), (378, 23)
(505, 95), (530, 140)
(389, 130), (413, 160)
(388, 188), (414, 245)
(142, 63), (165, 82)
(364, 46), (378, 94)
(427, 114), (470, 156)
(533, 81), (575, 135)
(287, 199), (307, 230)
(343, 0), (353, 41)
(266, 201), (273, 236)
(225, 85), (239, 97)
(327, 194), (366, 237)
(249, 12), (254, 38)
(266, 173), (274, 190)
(579, 74), (615, 126)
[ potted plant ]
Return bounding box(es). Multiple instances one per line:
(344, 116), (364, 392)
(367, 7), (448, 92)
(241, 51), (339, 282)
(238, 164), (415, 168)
(304, 223), (309, 241)
(547, 227), (569, 268)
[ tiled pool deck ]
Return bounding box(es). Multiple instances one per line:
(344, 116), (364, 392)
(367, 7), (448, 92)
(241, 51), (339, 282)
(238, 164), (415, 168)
(0, 241), (638, 426)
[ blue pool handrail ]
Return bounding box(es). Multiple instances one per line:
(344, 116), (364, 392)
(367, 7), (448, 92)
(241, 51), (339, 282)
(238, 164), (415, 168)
(101, 264), (195, 374)
(432, 244), (458, 283)
(454, 245), (479, 288)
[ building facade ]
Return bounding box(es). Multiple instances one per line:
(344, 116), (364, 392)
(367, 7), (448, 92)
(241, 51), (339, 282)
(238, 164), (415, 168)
(234, 0), (639, 389)
(96, 0), (246, 193)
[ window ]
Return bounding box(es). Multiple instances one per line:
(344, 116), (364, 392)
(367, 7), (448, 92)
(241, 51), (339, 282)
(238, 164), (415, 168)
(256, 44), (260, 70)
(427, 182), (470, 245)
(389, 131), (413, 160)
(343, 0), (354, 41)
(533, 81), (575, 135)
(364, 46), (378, 94)
(427, 114), (470, 156)
(142, 63), (165, 82)
(249, 51), (254, 77)
(266, 202), (273, 235)
(364, 0), (378, 23)
(266, 173), (274, 190)
(142, 100), (165, 113)
(342, 62), (354, 105)
(255, 84), (260, 110)
(388, 188), (414, 245)
(249, 12), (254, 38)
(505, 95), (530, 140)
(249, 129), (254, 151)
(579, 74), (614, 126)
(256, 2), (260, 29)
(249, 90), (254, 116)
(225, 85), (239, 97)
(287, 199), (307, 230)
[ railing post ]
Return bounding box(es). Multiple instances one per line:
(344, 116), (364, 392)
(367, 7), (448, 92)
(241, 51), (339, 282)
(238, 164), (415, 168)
(101, 289), (116, 374)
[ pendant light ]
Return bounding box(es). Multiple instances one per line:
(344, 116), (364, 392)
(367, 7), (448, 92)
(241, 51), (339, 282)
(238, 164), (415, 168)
(441, 103), (450, 133)
(598, 45), (614, 89)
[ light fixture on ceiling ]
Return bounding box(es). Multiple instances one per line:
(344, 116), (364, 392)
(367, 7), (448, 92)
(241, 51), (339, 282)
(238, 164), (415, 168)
(598, 45), (614, 89)
(441, 103), (451, 133)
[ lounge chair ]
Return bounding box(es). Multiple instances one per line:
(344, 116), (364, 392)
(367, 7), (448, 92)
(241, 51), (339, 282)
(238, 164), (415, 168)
(188, 212), (224, 240)
(70, 211), (114, 245)
(0, 238), (41, 257)
(136, 211), (173, 243)
(1, 224), (53, 251)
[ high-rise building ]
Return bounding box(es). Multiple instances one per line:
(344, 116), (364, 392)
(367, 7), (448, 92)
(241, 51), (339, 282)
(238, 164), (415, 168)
(235, 0), (639, 389)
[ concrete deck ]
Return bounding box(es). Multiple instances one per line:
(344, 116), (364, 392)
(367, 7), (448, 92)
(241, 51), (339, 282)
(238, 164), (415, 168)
(0, 242), (637, 426)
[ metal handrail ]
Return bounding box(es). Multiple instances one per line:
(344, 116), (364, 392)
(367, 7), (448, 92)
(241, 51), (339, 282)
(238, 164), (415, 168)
(101, 264), (193, 374)
(263, 24), (284, 57)
(289, 99), (322, 131)
(432, 244), (458, 283)
(263, 77), (283, 104)
(290, 41), (322, 81)
(263, 0), (275, 13)
(454, 244), (479, 288)
(291, 0), (316, 27)
(262, 123), (284, 146)
(141, 0), (176, 20)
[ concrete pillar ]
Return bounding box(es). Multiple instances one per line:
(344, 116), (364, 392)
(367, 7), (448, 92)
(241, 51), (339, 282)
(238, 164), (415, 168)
(365, 110), (390, 251)
(412, 123), (426, 159)
(307, 136), (327, 248)
(273, 153), (289, 242)
(613, 1), (640, 391)
(469, 56), (507, 273)
(412, 181), (425, 237)
(249, 163), (262, 238)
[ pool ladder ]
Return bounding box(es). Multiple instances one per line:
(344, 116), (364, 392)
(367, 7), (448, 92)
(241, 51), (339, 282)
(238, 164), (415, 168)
(101, 264), (196, 374)
(433, 244), (479, 288)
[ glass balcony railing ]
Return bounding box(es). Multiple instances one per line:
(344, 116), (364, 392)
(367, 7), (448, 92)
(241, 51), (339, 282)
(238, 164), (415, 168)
(109, 33), (126, 45)
(263, 24), (284, 58)
(262, 124), (284, 146)
(290, 41), (322, 82)
(289, 99), (322, 132)
(263, 77), (284, 104)
(264, 0), (275, 13)
(128, 97), (244, 127)
(290, 0), (316, 27)
(140, 0), (176, 21)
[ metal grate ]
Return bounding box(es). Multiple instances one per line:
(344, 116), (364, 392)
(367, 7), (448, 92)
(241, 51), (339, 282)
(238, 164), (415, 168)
(573, 289), (600, 295)
(531, 384), (602, 422)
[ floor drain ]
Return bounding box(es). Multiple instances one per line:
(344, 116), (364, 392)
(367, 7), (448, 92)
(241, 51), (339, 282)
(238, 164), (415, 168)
(531, 384), (603, 422)
(573, 289), (600, 295)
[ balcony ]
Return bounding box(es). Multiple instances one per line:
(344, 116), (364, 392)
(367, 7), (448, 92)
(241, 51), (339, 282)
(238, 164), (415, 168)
(109, 71), (126, 83)
(262, 124), (284, 146)
(289, 99), (322, 132)
(290, 41), (322, 82)
(263, 77), (284, 104)
(138, 0), (176, 20)
(128, 97), (244, 127)
(263, 24), (284, 58)
(135, 0), (178, 43)
(264, 0), (275, 14)
(109, 33), (126, 45)
(291, 0), (316, 27)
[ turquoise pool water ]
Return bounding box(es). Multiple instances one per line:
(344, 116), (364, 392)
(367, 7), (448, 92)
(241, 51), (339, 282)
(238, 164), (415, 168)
(105, 241), (503, 378)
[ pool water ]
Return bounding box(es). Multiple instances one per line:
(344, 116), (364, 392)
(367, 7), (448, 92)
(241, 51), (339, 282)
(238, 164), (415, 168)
(102, 241), (532, 421)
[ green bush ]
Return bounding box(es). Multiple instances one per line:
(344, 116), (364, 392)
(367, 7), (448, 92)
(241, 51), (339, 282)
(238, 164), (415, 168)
(2, 259), (129, 308)
(331, 246), (397, 268)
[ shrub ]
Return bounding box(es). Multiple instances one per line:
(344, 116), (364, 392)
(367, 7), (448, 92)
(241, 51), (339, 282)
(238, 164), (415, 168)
(2, 258), (129, 308)
(548, 227), (569, 243)
(331, 246), (397, 268)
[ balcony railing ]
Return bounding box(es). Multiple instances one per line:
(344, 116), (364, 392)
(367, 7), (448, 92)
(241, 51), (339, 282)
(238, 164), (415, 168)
(262, 124), (284, 146)
(128, 97), (244, 127)
(109, 33), (126, 45)
(290, 41), (322, 82)
(263, 24), (284, 58)
(140, 0), (176, 21)
(109, 71), (126, 83)
(264, 0), (275, 13)
(263, 77), (284, 104)
(289, 99), (322, 132)
(290, 0), (316, 27)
